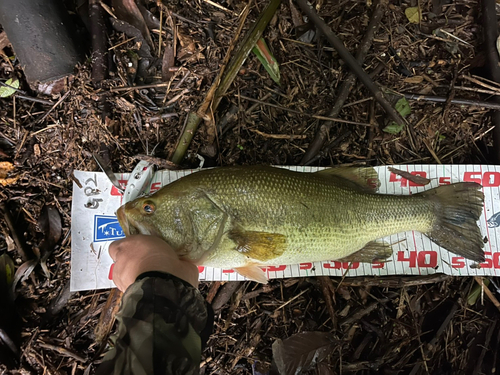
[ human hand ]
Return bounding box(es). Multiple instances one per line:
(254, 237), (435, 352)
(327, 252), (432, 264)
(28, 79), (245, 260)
(109, 235), (199, 292)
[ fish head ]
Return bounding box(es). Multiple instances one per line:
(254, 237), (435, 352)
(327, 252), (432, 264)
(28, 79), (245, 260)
(117, 196), (164, 237)
(116, 192), (200, 260)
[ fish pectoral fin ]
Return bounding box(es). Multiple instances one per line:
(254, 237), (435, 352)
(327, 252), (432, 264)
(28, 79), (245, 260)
(235, 264), (268, 284)
(229, 229), (286, 261)
(315, 166), (380, 191)
(338, 241), (393, 263)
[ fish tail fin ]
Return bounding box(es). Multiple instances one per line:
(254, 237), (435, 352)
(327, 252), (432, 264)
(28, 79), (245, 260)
(421, 182), (485, 262)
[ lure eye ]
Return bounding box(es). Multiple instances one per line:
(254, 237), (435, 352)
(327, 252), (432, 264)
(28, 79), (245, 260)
(142, 202), (155, 214)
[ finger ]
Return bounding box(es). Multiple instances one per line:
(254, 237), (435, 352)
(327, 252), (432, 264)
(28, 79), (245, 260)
(108, 238), (126, 261)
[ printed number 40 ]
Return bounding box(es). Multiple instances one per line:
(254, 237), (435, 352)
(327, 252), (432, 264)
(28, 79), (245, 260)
(398, 251), (438, 268)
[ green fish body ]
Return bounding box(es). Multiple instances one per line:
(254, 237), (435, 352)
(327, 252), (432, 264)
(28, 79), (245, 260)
(117, 166), (485, 282)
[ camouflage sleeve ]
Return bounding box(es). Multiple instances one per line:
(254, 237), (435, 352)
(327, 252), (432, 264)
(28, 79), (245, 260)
(95, 272), (211, 375)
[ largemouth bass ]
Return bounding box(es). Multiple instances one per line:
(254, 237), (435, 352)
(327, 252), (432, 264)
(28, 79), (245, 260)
(116, 166), (485, 283)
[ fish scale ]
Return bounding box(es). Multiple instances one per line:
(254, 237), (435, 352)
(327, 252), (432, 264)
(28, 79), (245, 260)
(117, 165), (484, 283)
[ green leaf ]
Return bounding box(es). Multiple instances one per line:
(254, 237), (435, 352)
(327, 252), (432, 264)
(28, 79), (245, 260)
(395, 97), (411, 117)
(383, 122), (405, 134)
(0, 78), (19, 98)
(0, 253), (15, 292)
(405, 7), (421, 24)
(252, 38), (280, 84)
(468, 279), (490, 305)
(383, 98), (411, 134)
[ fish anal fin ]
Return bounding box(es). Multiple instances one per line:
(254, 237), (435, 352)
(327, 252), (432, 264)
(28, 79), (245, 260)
(229, 229), (286, 261)
(339, 241), (393, 263)
(315, 167), (380, 191)
(235, 264), (268, 284)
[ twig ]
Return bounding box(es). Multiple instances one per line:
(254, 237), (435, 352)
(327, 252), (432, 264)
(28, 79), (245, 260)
(240, 95), (371, 126)
(133, 154), (177, 169)
(474, 277), (500, 313)
(461, 75), (500, 94)
(212, 281), (242, 313)
(423, 139), (442, 164)
(296, 0), (411, 152)
(318, 276), (336, 329)
(402, 93), (500, 110)
(37, 90), (71, 125)
(482, 0), (500, 163)
(109, 82), (171, 92)
(249, 128), (307, 139)
(300, 0), (385, 165)
(473, 318), (497, 375)
(38, 342), (86, 362)
(15, 95), (54, 106)
(340, 298), (389, 326)
(0, 203), (32, 262)
(94, 289), (122, 344)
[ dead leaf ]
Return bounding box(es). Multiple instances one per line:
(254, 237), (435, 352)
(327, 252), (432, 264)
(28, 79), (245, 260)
(403, 76), (424, 84)
(388, 167), (431, 186)
(162, 42), (175, 81)
(272, 332), (337, 375)
(112, 0), (154, 48)
(0, 161), (18, 186)
(0, 161), (14, 178)
(177, 30), (195, 52)
(11, 259), (37, 297)
(289, 0), (304, 28)
(5, 235), (15, 252)
(38, 205), (62, 278)
(137, 3), (160, 30)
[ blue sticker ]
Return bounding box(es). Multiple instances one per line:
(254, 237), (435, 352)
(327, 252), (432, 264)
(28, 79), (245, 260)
(94, 215), (125, 242)
(488, 212), (500, 228)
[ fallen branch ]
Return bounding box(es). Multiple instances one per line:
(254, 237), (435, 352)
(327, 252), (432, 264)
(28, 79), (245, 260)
(296, 0), (411, 155)
(300, 0), (385, 165)
(302, 130), (352, 166)
(89, 0), (108, 84)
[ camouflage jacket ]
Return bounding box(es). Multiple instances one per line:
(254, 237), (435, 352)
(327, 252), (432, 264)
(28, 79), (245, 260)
(96, 272), (211, 375)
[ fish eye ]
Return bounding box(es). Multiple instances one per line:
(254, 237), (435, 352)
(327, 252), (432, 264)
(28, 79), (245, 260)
(142, 202), (155, 214)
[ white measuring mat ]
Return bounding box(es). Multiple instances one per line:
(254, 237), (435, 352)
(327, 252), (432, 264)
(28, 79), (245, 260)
(70, 165), (500, 291)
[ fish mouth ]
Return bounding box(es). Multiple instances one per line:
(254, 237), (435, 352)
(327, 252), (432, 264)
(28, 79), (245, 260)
(116, 204), (158, 236)
(117, 205), (141, 236)
(117, 205), (132, 236)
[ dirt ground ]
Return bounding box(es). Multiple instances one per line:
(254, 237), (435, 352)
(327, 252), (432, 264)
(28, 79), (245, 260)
(1, 0), (500, 373)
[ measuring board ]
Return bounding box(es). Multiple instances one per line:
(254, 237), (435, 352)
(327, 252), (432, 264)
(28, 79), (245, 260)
(70, 165), (500, 292)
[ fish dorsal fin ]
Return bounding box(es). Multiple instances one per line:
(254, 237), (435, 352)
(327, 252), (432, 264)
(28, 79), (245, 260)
(229, 229), (286, 261)
(315, 167), (380, 191)
(235, 264), (268, 284)
(338, 240), (393, 263)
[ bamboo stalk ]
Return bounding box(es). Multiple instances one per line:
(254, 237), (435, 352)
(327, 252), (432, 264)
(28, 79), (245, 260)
(170, 0), (281, 165)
